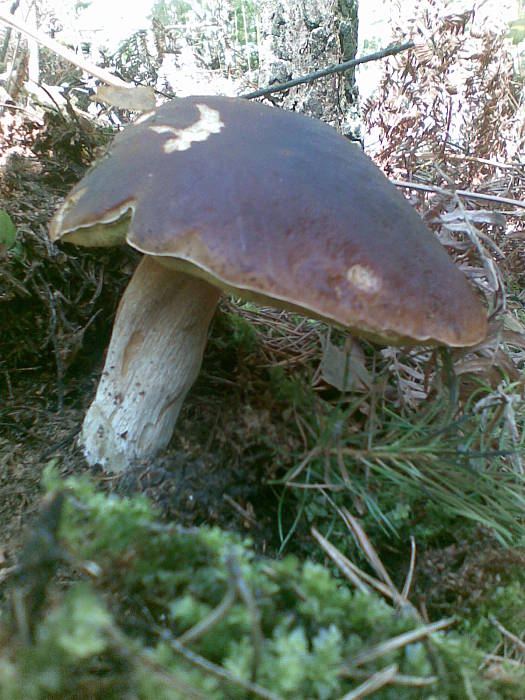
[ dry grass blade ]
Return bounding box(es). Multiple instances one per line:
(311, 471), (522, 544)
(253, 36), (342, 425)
(339, 507), (401, 601)
(337, 663), (398, 700)
(107, 627), (212, 700)
(482, 654), (525, 669)
(488, 616), (525, 655)
(341, 618), (456, 669)
(313, 500), (460, 689)
(313, 490), (414, 600)
(312, 523), (419, 606)
(343, 668), (438, 687)
(159, 629), (284, 700)
(177, 581), (236, 645)
(311, 527), (373, 595)
(401, 536), (416, 600)
(480, 653), (525, 684)
(285, 447), (322, 483)
(226, 553), (264, 683)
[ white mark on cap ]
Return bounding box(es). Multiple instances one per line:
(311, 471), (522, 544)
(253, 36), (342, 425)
(150, 104), (224, 153)
(346, 264), (381, 293)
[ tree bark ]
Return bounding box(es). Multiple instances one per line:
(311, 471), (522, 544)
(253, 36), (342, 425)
(257, 0), (359, 136)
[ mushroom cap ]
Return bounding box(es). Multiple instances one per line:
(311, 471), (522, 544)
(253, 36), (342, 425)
(49, 95), (487, 347)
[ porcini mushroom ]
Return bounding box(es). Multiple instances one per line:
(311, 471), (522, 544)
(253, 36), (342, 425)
(49, 95), (487, 472)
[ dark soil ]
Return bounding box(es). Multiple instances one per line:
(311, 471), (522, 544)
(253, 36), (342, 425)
(0, 305), (295, 564)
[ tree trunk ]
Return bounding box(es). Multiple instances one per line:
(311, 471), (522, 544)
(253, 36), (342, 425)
(257, 0), (359, 136)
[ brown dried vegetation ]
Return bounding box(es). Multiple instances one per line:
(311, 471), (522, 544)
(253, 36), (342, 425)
(363, 0), (525, 403)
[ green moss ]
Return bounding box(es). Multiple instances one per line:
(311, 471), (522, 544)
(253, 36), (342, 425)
(1, 467), (523, 699)
(212, 310), (259, 354)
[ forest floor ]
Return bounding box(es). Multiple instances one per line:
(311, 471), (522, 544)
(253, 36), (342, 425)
(1, 106), (525, 699)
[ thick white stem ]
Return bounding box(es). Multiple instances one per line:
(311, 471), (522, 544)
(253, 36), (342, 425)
(79, 255), (220, 471)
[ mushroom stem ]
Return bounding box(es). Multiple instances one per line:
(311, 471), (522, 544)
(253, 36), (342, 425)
(79, 255), (220, 471)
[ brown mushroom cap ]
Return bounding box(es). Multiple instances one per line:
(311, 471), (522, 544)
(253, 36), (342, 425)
(50, 95), (487, 347)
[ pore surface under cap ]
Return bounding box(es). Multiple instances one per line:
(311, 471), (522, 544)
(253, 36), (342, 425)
(50, 95), (487, 347)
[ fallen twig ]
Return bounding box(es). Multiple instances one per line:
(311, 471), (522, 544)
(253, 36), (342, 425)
(242, 41), (415, 100)
(391, 179), (525, 210)
(488, 615), (525, 654)
(0, 9), (129, 88)
(341, 618), (456, 669)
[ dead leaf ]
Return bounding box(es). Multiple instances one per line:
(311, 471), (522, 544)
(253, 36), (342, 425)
(93, 85), (156, 112)
(319, 338), (371, 392)
(440, 208), (507, 227)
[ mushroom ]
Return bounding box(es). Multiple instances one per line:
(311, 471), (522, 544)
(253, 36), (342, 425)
(49, 95), (487, 472)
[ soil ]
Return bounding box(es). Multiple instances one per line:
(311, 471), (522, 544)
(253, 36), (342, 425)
(0, 321), (297, 566)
